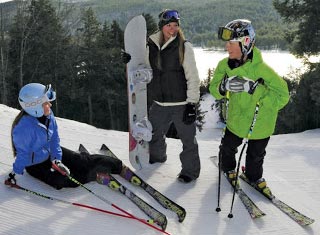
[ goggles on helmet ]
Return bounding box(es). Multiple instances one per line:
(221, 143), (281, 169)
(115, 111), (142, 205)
(45, 84), (56, 101)
(218, 27), (238, 41)
(19, 84), (56, 110)
(160, 10), (180, 22)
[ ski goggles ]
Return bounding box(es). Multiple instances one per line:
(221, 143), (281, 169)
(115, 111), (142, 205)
(160, 10), (180, 22)
(218, 27), (238, 41)
(45, 84), (56, 102)
(19, 84), (56, 109)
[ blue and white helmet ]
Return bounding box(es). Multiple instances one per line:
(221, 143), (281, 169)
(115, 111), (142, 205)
(218, 19), (255, 56)
(18, 83), (56, 117)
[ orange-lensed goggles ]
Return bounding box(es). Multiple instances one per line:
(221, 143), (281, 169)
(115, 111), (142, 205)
(218, 27), (236, 41)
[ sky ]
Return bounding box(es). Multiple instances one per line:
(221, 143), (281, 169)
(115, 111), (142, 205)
(0, 96), (319, 235)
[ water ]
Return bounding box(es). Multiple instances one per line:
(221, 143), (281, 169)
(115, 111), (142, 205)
(194, 47), (307, 80)
(194, 48), (319, 129)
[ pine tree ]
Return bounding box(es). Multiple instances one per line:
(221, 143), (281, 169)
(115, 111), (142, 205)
(273, 0), (320, 133)
(8, 0), (70, 113)
(273, 0), (320, 56)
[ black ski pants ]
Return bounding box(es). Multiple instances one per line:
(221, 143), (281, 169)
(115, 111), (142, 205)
(26, 146), (122, 190)
(219, 128), (270, 182)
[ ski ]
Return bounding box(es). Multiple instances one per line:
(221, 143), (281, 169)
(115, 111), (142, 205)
(210, 156), (265, 219)
(96, 144), (186, 222)
(78, 144), (167, 230)
(239, 170), (315, 226)
(96, 172), (168, 230)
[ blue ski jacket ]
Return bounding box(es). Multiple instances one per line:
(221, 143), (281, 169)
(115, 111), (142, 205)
(12, 112), (62, 174)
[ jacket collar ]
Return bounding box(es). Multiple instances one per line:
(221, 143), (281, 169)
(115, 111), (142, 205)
(149, 31), (177, 50)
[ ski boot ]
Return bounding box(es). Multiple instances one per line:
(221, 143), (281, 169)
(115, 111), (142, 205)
(225, 170), (240, 188)
(120, 166), (141, 186)
(254, 178), (273, 199)
(96, 173), (120, 190)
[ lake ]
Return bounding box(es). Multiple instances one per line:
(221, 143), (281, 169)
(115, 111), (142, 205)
(194, 48), (307, 80)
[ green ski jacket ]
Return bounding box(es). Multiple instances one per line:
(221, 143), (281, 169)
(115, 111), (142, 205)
(209, 47), (289, 139)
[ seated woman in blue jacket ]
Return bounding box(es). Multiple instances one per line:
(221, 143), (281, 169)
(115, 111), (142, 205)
(5, 83), (122, 189)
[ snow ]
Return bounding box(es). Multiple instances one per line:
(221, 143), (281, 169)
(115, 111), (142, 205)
(0, 101), (319, 235)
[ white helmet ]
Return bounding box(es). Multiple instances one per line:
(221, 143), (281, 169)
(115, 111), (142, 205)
(18, 83), (56, 117)
(218, 19), (255, 56)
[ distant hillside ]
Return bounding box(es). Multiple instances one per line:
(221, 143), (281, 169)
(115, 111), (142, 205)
(1, 0), (293, 49)
(85, 0), (292, 49)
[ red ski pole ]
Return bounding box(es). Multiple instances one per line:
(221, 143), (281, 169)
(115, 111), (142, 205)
(6, 181), (170, 234)
(52, 163), (170, 234)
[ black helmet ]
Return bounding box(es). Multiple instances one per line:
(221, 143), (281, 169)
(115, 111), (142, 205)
(158, 9), (180, 29)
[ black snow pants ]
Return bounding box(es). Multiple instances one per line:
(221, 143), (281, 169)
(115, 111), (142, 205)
(219, 128), (270, 183)
(26, 146), (122, 189)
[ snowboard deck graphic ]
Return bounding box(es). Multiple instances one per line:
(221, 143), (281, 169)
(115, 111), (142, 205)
(125, 15), (152, 170)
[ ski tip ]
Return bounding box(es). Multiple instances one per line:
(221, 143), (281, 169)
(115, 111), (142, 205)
(78, 143), (83, 150)
(299, 218), (315, 226)
(178, 210), (187, 223)
(78, 144), (85, 151)
(100, 144), (108, 151)
(78, 144), (90, 154)
(151, 218), (168, 231)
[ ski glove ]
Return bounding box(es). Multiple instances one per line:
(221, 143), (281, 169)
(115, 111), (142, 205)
(219, 76), (262, 95)
(5, 172), (17, 186)
(52, 160), (70, 176)
(183, 103), (197, 125)
(121, 50), (131, 64)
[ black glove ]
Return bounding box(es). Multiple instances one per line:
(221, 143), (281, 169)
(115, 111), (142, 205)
(183, 103), (197, 125)
(5, 172), (16, 186)
(121, 50), (131, 64)
(219, 76), (227, 95)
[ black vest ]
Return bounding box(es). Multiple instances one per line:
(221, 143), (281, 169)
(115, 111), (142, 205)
(147, 37), (187, 105)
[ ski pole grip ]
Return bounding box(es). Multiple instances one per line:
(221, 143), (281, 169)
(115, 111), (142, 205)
(52, 162), (67, 176)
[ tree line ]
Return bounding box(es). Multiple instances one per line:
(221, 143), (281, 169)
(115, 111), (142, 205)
(1, 0), (136, 131)
(88, 0), (291, 50)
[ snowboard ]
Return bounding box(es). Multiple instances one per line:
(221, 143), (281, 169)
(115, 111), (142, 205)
(124, 15), (153, 170)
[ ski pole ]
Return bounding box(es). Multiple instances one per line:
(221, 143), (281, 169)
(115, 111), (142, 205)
(216, 91), (230, 212)
(5, 180), (170, 235)
(228, 102), (260, 218)
(5, 181), (143, 220)
(52, 164), (170, 234)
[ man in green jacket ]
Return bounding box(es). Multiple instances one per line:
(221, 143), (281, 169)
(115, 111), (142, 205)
(209, 19), (289, 193)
